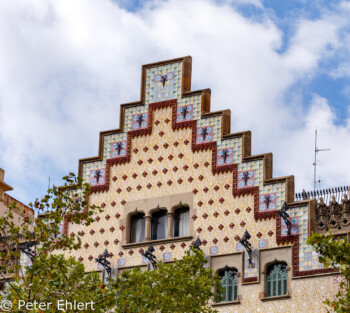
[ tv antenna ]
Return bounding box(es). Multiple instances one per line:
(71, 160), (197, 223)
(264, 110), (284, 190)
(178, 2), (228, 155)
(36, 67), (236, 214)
(313, 129), (330, 192)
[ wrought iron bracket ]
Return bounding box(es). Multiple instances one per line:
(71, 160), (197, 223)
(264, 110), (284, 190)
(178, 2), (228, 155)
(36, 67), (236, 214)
(239, 230), (254, 268)
(142, 244), (157, 269)
(95, 249), (112, 281)
(278, 202), (291, 236)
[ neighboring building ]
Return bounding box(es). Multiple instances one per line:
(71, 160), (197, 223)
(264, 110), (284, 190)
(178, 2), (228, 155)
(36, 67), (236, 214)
(0, 168), (34, 286)
(65, 57), (348, 312)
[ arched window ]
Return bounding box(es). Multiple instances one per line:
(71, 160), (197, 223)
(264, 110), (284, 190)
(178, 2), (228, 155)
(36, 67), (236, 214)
(218, 268), (238, 302)
(151, 209), (167, 240)
(266, 262), (288, 297)
(174, 206), (189, 237)
(130, 213), (145, 243)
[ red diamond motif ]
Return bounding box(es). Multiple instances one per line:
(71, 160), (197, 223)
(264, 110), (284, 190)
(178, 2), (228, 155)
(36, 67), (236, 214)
(158, 156), (164, 162)
(170, 243), (176, 250)
(153, 145), (159, 150)
(177, 178), (183, 184)
(256, 232), (263, 238)
(192, 215), (198, 221)
(159, 131), (164, 137)
(147, 183), (152, 189)
(202, 239), (208, 246)
(188, 176), (194, 183)
(78, 257), (83, 262)
(203, 187), (209, 193)
(111, 201), (116, 207)
(268, 230), (274, 237)
(94, 242), (99, 247)
(157, 182), (162, 187)
(208, 199), (214, 205)
(198, 175), (204, 181)
(224, 184), (230, 190)
(235, 208), (241, 214)
(70, 232), (75, 237)
(218, 224), (224, 230)
(152, 170), (158, 176)
(101, 202), (106, 208)
(168, 154), (174, 160)
(137, 185), (142, 191)
(148, 158), (153, 164)
(115, 213), (120, 219)
(138, 160), (143, 165)
(207, 225), (213, 232)
(163, 168), (168, 174)
(224, 210), (230, 216)
(234, 235), (240, 241)
(174, 141), (179, 147)
(138, 248), (144, 254)
(104, 240), (109, 246)
(118, 251), (124, 256)
(128, 250), (134, 255)
(95, 216), (100, 222)
(105, 214), (110, 220)
(193, 188), (198, 194)
(120, 225), (125, 231)
(173, 166), (178, 172)
(180, 242), (186, 248)
(204, 161), (210, 167)
(127, 186), (132, 192)
(219, 198), (225, 204)
(133, 148), (139, 154)
(84, 243), (89, 249)
(178, 153), (184, 159)
(143, 146), (149, 152)
(198, 201), (203, 207)
(229, 223), (235, 229)
(110, 227), (115, 232)
(116, 188), (122, 194)
(197, 227), (202, 233)
(213, 211), (219, 217)
(114, 239), (120, 245)
(202, 213), (208, 219)
(121, 200), (126, 205)
(88, 255), (93, 261)
(159, 245), (165, 251)
(167, 180), (173, 186)
(240, 221), (246, 227)
(122, 174), (128, 180)
(213, 238), (218, 244)
(79, 231), (85, 236)
(183, 165), (189, 171)
(142, 171), (148, 177)
(165, 118), (170, 124)
(184, 139), (189, 145)
(163, 143), (169, 149)
(223, 236), (229, 243)
(214, 185), (220, 191)
(132, 173), (138, 179)
(194, 163), (199, 169)
(246, 207), (252, 213)
(155, 120), (160, 125)
(112, 176), (117, 182)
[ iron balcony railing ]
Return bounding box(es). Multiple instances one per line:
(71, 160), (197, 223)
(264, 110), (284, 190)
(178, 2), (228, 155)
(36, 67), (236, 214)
(295, 186), (350, 204)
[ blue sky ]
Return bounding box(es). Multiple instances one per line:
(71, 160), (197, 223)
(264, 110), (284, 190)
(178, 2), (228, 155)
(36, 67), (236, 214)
(0, 0), (350, 203)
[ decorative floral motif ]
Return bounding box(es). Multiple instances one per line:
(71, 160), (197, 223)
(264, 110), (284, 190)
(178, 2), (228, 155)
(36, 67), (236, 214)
(197, 126), (213, 143)
(132, 113), (148, 130)
(217, 148), (233, 165)
(238, 170), (255, 188)
(110, 141), (126, 158)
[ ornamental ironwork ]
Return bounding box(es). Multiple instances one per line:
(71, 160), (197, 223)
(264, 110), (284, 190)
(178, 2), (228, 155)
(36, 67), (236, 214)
(278, 202), (291, 236)
(239, 230), (254, 268)
(142, 244), (157, 269)
(95, 249), (112, 281)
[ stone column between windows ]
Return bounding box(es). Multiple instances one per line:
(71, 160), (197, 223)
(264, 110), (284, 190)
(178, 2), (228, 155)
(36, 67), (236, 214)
(167, 212), (174, 238)
(145, 215), (151, 241)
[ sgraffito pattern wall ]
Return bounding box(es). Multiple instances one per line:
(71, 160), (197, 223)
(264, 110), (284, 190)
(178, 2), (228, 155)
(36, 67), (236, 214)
(65, 56), (338, 311)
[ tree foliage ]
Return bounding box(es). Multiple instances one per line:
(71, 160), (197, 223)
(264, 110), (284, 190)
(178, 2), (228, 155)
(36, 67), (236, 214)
(112, 248), (222, 313)
(0, 173), (221, 312)
(307, 232), (350, 313)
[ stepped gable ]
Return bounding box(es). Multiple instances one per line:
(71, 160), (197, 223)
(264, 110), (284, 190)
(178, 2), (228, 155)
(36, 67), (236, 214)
(72, 56), (333, 278)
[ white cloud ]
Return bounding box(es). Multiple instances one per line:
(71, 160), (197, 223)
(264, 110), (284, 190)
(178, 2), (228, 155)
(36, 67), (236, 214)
(0, 0), (350, 202)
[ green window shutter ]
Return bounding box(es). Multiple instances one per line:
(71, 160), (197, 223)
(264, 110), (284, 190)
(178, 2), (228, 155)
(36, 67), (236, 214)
(266, 264), (287, 297)
(220, 269), (238, 302)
